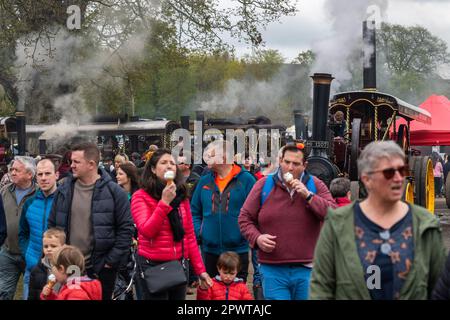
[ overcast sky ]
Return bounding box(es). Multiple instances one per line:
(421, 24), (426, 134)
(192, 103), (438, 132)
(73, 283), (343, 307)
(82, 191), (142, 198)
(231, 0), (450, 63)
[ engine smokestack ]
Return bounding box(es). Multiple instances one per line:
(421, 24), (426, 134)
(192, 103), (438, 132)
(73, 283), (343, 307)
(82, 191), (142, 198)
(293, 110), (306, 140)
(310, 73), (334, 157)
(180, 115), (190, 131)
(39, 139), (46, 155)
(363, 20), (377, 91)
(16, 111), (26, 155)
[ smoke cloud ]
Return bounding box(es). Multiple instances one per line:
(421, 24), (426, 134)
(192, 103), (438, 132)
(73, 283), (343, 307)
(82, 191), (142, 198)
(311, 0), (388, 92)
(13, 24), (150, 153)
(193, 64), (311, 124)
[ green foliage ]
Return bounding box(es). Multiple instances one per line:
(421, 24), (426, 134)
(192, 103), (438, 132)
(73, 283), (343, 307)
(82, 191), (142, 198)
(292, 50), (315, 66)
(378, 23), (449, 75)
(243, 49), (285, 80)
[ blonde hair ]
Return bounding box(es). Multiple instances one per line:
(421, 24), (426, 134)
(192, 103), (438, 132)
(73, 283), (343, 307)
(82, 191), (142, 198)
(43, 228), (66, 245)
(114, 154), (129, 163)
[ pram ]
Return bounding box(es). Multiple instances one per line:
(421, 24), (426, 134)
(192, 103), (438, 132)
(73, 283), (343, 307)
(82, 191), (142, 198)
(112, 241), (138, 300)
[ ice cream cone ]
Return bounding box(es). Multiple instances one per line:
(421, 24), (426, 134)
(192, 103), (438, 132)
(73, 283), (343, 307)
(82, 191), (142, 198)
(283, 172), (294, 185)
(164, 170), (175, 186)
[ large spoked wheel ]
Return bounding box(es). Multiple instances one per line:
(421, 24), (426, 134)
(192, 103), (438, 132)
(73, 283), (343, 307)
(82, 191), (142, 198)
(412, 156), (435, 214)
(402, 179), (415, 205)
(349, 118), (361, 181)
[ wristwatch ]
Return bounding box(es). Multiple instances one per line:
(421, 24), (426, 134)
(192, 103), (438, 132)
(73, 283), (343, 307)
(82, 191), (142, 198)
(305, 192), (314, 202)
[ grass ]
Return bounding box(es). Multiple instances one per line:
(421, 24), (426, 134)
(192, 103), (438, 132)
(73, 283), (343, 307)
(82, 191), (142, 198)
(14, 274), (24, 300)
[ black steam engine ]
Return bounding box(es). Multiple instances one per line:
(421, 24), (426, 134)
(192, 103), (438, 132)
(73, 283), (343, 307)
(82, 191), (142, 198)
(303, 21), (435, 213)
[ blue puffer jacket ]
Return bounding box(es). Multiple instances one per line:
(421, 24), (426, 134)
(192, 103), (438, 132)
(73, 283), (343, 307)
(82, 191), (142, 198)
(191, 166), (256, 255)
(18, 190), (55, 271)
(48, 168), (134, 274)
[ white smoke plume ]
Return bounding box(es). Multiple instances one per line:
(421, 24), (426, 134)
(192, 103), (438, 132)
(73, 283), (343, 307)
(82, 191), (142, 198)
(14, 25), (150, 150)
(194, 64), (310, 122)
(311, 0), (389, 92)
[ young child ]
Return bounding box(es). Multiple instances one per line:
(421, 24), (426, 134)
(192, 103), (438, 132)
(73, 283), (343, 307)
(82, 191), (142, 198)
(40, 245), (102, 300)
(197, 251), (253, 300)
(329, 177), (352, 207)
(28, 228), (66, 300)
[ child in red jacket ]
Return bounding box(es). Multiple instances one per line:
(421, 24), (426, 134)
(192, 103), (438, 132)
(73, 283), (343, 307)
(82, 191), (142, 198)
(40, 245), (102, 300)
(330, 177), (352, 207)
(197, 251), (253, 300)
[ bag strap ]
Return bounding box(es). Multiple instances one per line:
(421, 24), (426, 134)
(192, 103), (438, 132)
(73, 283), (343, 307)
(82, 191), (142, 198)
(260, 174), (275, 207)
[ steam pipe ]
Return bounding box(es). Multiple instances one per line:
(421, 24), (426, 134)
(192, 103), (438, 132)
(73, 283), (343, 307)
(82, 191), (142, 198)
(180, 115), (190, 131)
(363, 20), (377, 91)
(16, 111), (26, 155)
(293, 110), (306, 140)
(310, 73), (334, 157)
(39, 139), (46, 155)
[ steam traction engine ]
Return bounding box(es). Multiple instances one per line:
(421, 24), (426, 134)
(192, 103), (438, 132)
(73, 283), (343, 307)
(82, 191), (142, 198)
(305, 21), (435, 213)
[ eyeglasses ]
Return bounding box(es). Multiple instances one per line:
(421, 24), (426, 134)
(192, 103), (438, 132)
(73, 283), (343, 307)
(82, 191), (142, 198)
(368, 165), (409, 180)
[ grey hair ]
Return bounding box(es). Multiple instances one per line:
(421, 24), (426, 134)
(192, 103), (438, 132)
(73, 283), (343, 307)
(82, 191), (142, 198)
(14, 156), (37, 177)
(357, 141), (405, 178)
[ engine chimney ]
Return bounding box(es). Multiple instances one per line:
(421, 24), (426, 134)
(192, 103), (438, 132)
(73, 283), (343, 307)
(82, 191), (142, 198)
(39, 139), (46, 155)
(195, 110), (205, 132)
(310, 73), (334, 157)
(293, 110), (306, 140)
(16, 111), (26, 155)
(180, 115), (190, 131)
(363, 20), (377, 91)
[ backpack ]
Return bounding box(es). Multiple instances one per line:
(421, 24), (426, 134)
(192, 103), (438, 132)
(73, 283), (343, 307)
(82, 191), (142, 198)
(260, 171), (317, 206)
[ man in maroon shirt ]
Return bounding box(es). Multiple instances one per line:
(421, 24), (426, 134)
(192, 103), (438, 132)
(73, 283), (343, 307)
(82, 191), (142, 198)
(239, 145), (337, 300)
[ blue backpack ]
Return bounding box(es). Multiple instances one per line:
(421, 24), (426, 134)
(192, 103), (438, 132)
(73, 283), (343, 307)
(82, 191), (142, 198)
(260, 172), (317, 206)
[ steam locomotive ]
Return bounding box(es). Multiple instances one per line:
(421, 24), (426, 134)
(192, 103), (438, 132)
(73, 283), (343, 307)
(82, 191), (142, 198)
(303, 21), (435, 213)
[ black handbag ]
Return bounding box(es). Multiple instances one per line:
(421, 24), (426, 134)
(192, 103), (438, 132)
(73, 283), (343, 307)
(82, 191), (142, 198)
(139, 240), (189, 294)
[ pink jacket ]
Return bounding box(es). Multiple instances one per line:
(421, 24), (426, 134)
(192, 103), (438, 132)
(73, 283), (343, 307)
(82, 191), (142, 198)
(131, 189), (206, 275)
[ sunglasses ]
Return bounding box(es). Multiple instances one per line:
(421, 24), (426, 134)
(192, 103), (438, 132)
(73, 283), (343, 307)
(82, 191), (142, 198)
(368, 165), (409, 180)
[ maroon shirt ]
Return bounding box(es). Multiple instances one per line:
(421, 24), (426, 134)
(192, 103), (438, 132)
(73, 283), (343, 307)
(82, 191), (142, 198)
(239, 175), (337, 265)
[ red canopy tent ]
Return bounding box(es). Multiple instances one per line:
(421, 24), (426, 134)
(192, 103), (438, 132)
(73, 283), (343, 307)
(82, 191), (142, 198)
(398, 95), (450, 146)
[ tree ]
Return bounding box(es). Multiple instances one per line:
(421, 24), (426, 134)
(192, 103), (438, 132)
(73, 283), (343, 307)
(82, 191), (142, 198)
(376, 23), (450, 104)
(378, 23), (450, 75)
(0, 0), (298, 120)
(292, 50), (315, 66)
(243, 49), (285, 80)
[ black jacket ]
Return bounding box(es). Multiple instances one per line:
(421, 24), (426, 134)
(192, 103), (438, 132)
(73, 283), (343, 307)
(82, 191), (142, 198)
(443, 162), (450, 184)
(432, 253), (450, 300)
(0, 194), (6, 247)
(48, 168), (134, 274)
(28, 260), (48, 300)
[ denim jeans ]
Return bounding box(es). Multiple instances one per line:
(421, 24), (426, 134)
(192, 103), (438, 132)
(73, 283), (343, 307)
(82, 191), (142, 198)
(0, 247), (25, 300)
(22, 269), (30, 300)
(260, 263), (312, 300)
(251, 249), (262, 286)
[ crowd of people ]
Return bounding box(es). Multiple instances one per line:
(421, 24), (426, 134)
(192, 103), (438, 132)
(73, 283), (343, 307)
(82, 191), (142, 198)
(0, 139), (450, 301)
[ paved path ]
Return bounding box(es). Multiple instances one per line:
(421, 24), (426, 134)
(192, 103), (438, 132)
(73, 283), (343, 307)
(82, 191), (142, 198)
(435, 197), (450, 250)
(188, 198), (450, 300)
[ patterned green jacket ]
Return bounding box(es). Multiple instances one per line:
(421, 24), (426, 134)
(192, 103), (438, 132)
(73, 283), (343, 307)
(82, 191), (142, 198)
(310, 202), (447, 300)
